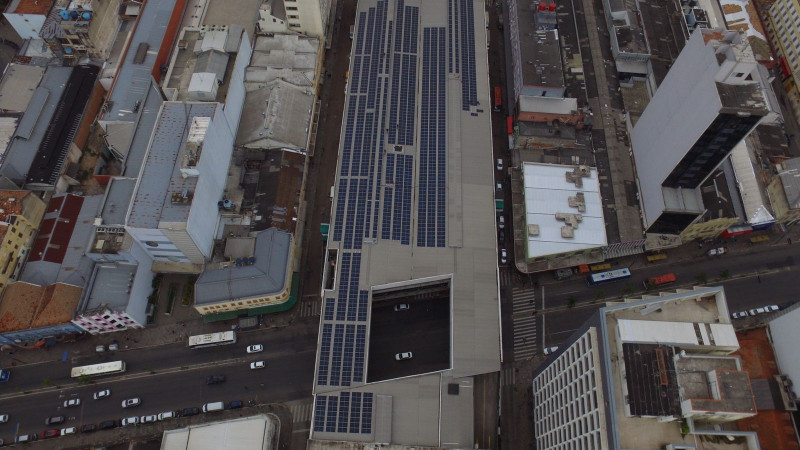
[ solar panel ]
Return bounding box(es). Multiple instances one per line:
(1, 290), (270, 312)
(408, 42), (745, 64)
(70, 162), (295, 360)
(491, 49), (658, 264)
(333, 179), (347, 242)
(317, 324), (332, 385)
(361, 393), (373, 433)
(357, 290), (368, 321)
(330, 324), (345, 386)
(353, 324), (366, 382)
(313, 396), (327, 432)
(337, 392), (350, 432)
(355, 12), (367, 54)
(349, 392), (362, 433)
(324, 298), (335, 320)
(325, 396), (338, 432)
(341, 325), (355, 385)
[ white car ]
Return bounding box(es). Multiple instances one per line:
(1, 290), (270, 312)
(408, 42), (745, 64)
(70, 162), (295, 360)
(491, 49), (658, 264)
(95, 345), (105, 353)
(500, 249), (508, 264)
(732, 311), (749, 319)
(543, 346), (559, 356)
(121, 416), (139, 427)
(707, 247), (727, 256)
(496, 159), (503, 171)
(496, 182), (503, 191)
(766, 305), (780, 312)
(108, 343), (119, 351)
(93, 389), (111, 400)
(498, 215), (505, 229)
(393, 303), (409, 311)
(141, 415), (158, 424)
(122, 397), (141, 408)
(0, 414), (7, 423)
(749, 307), (767, 316)
(250, 361), (266, 370)
(395, 352), (413, 361)
(60, 427), (76, 435)
(158, 411), (176, 421)
(63, 398), (81, 408)
(246, 344), (263, 353)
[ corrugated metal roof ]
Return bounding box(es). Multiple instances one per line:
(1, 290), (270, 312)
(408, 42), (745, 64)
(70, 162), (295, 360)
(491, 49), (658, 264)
(779, 157), (800, 210)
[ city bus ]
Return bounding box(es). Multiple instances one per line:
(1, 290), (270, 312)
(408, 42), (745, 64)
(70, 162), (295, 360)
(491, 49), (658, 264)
(587, 268), (631, 286)
(188, 331), (237, 349)
(644, 273), (676, 289)
(70, 361), (126, 378)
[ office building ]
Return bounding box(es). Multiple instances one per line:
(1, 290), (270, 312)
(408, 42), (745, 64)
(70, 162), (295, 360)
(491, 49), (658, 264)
(532, 286), (761, 449)
(762, 0), (800, 124)
(3, 0), (55, 40)
(0, 191), (46, 295)
(767, 157), (800, 226)
(283, 0), (331, 37)
(632, 28), (769, 235)
(309, 0), (501, 447)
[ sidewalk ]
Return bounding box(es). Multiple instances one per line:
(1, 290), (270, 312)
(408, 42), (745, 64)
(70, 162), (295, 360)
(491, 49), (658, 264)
(3, 274), (302, 368)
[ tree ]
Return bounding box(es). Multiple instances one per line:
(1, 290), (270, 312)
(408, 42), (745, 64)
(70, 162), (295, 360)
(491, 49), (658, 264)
(695, 273), (708, 284)
(567, 296), (577, 308)
(595, 290), (606, 300)
(719, 269), (730, 280)
(42, 377), (52, 387)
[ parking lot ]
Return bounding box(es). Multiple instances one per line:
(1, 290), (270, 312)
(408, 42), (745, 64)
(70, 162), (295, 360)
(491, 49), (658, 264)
(366, 285), (451, 382)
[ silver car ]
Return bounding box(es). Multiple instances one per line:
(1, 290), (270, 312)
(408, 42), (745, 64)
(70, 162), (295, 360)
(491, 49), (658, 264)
(395, 352), (413, 361)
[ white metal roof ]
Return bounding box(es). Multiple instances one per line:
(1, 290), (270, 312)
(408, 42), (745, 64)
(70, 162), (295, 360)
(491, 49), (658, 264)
(160, 415), (275, 450)
(618, 319), (739, 348)
(522, 162), (607, 259)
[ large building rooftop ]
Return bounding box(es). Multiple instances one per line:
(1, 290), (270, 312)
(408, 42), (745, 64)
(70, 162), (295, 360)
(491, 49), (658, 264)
(522, 163), (606, 259)
(0, 282), (81, 333)
(236, 79), (314, 151)
(311, 0), (500, 446)
(0, 63), (45, 113)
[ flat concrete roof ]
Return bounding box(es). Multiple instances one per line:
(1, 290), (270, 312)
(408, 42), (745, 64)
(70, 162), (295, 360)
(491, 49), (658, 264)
(522, 162), (606, 259)
(161, 414), (276, 450)
(311, 0), (500, 447)
(0, 64), (44, 113)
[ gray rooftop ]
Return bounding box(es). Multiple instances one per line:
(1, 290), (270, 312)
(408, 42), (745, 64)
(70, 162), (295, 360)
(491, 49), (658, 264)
(103, 0), (178, 121)
(716, 81), (769, 113)
(0, 66), (71, 185)
(122, 80), (166, 178)
(194, 228), (291, 305)
(127, 102), (218, 229)
(245, 34), (319, 88)
(779, 157), (800, 210)
(515, 3), (564, 88)
(84, 262), (138, 311)
(101, 177), (137, 225)
(236, 80), (314, 150)
(0, 64), (45, 113)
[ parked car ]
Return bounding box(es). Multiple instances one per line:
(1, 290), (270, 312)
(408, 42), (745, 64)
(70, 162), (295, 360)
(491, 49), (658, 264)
(498, 215), (505, 229)
(732, 311), (749, 319)
(14, 434), (37, 443)
(63, 398), (81, 408)
(121, 416), (139, 427)
(206, 375), (226, 385)
(543, 346), (559, 356)
(121, 397), (141, 408)
(60, 427), (76, 435)
(496, 182), (502, 191)
(0, 414), (8, 423)
(393, 303), (410, 311)
(40, 429), (60, 439)
(108, 343), (119, 351)
(749, 307), (767, 316)
(766, 305), (780, 312)
(246, 344), (263, 354)
(93, 389), (111, 400)
(141, 415), (158, 424)
(498, 230), (505, 242)
(95, 345), (105, 353)
(44, 416), (65, 425)
(99, 420), (117, 430)
(500, 249), (508, 264)
(707, 247), (727, 256)
(496, 159), (503, 171)
(181, 407), (200, 417)
(228, 401), (243, 410)
(554, 268), (573, 281)
(81, 424), (97, 433)
(250, 361), (266, 370)
(395, 352), (413, 361)
(158, 411), (177, 421)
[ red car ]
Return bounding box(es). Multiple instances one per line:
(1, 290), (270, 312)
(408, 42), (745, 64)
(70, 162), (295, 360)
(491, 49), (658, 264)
(40, 429), (60, 439)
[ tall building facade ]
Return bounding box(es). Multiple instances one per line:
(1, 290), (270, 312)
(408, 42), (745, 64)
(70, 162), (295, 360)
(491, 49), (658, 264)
(763, 0), (800, 124)
(532, 286), (761, 449)
(284, 0), (331, 37)
(631, 29), (769, 234)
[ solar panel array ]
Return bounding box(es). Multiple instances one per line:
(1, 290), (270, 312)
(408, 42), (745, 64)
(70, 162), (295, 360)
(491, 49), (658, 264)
(387, 0), (419, 146)
(381, 154), (413, 244)
(417, 27), (447, 247)
(313, 392), (374, 434)
(449, 0), (478, 110)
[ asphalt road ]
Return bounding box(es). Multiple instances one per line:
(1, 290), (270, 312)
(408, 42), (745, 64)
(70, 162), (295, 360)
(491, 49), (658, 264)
(540, 243), (799, 349)
(0, 317), (318, 444)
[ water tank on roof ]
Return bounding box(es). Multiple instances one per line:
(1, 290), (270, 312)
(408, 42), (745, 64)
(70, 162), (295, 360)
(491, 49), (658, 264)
(248, 257), (256, 265)
(549, 2), (556, 10)
(538, 1), (546, 10)
(222, 199), (234, 210)
(59, 10), (70, 20)
(64, 47), (73, 54)
(70, 11), (79, 19)
(82, 12), (91, 20)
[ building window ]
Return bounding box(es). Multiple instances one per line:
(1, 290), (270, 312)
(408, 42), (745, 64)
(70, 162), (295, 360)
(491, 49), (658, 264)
(286, 5), (298, 10)
(289, 22), (300, 27)
(288, 14), (299, 18)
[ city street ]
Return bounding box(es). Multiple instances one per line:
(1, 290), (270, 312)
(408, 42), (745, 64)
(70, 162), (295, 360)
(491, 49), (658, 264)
(0, 316), (318, 444)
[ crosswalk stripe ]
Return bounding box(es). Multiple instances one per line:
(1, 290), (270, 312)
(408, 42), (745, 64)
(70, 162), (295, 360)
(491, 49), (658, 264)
(289, 402), (313, 422)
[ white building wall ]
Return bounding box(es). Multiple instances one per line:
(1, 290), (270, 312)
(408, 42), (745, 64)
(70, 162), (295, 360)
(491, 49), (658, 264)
(127, 227), (191, 262)
(286, 0), (327, 37)
(533, 328), (608, 449)
(4, 13), (46, 40)
(124, 240), (154, 326)
(222, 32), (251, 135)
(631, 30), (723, 227)
(186, 103), (233, 259)
(769, 307), (800, 392)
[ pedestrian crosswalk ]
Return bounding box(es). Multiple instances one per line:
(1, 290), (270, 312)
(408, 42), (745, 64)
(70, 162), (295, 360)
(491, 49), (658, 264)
(511, 287), (538, 360)
(500, 366), (516, 387)
(288, 400), (313, 423)
(499, 268), (514, 288)
(298, 296), (322, 317)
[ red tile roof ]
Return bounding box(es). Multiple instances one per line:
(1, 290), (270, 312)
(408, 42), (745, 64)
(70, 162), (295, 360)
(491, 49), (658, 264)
(0, 282), (81, 333)
(6, 0), (55, 15)
(28, 194), (83, 264)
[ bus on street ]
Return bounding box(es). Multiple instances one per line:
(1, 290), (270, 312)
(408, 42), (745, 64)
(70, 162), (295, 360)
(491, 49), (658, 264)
(645, 273), (676, 288)
(188, 331), (237, 349)
(71, 361), (126, 378)
(587, 268), (631, 286)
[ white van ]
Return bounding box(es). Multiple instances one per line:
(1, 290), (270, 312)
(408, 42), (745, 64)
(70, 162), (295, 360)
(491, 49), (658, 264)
(202, 402), (225, 413)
